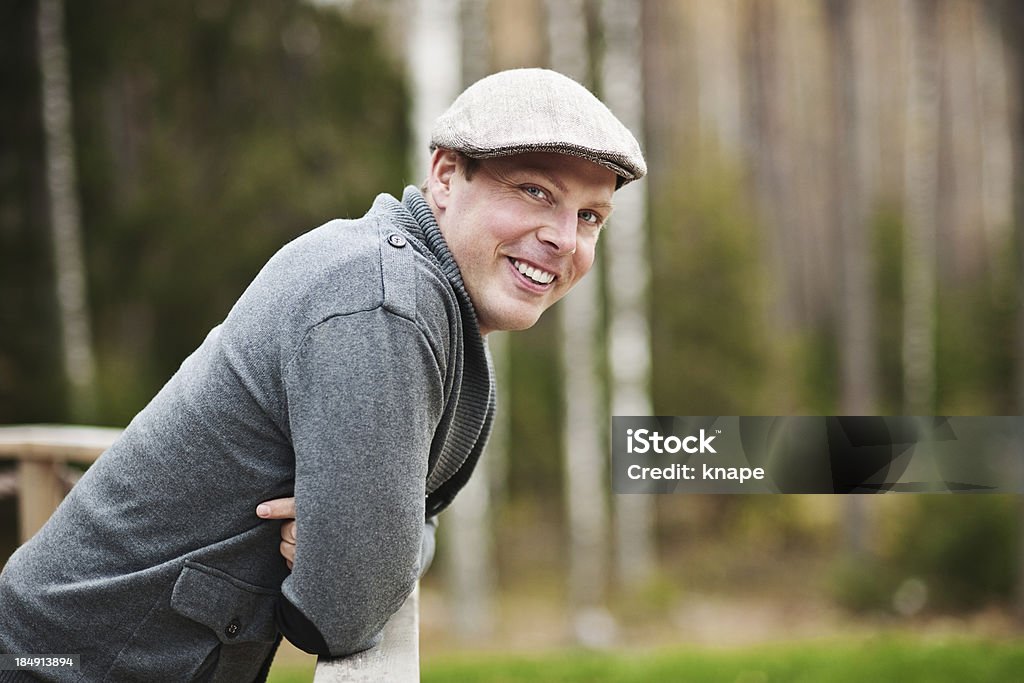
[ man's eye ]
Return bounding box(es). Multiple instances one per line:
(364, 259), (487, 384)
(579, 210), (600, 225)
(524, 186), (547, 200)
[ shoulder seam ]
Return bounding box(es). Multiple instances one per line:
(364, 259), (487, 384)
(282, 306), (441, 377)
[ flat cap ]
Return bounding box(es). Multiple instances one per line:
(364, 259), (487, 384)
(431, 68), (646, 188)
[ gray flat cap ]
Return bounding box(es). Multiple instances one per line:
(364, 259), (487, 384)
(431, 68), (646, 188)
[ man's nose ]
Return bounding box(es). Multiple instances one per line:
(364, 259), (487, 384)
(537, 210), (577, 256)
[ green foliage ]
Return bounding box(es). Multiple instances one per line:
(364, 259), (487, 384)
(832, 496), (1018, 614)
(934, 277), (1018, 414)
(888, 496), (1019, 611)
(793, 326), (840, 414)
(505, 315), (566, 500)
(872, 204), (905, 414)
(416, 638), (1024, 683)
(869, 200), (1018, 415)
(830, 554), (900, 614)
(648, 158), (771, 415)
(60, 0), (410, 425)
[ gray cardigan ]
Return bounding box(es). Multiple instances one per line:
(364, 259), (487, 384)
(0, 187), (495, 682)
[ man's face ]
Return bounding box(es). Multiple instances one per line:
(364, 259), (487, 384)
(428, 150), (616, 335)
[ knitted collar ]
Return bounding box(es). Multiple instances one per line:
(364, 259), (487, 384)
(373, 187), (495, 506)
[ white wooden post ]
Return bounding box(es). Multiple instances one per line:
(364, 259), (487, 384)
(313, 587), (420, 682)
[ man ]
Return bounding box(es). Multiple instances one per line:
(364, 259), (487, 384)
(0, 68), (644, 681)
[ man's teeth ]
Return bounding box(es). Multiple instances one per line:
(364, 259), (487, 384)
(513, 259), (555, 285)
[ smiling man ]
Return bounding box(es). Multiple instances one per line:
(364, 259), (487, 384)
(0, 68), (644, 682)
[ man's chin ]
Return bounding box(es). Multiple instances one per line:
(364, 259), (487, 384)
(478, 305), (546, 335)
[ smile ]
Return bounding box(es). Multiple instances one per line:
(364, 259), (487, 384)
(511, 258), (556, 285)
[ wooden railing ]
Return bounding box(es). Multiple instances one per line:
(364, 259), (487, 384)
(312, 587), (420, 682)
(0, 424), (115, 542)
(0, 424), (420, 682)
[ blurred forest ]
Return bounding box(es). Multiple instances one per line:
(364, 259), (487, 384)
(2, 0), (1024, 657)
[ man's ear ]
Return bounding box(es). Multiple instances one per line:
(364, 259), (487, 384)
(428, 148), (460, 210)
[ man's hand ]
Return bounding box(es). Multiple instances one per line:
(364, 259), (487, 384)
(256, 497), (297, 570)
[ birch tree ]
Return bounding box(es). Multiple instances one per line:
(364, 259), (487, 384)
(902, 0), (940, 415)
(600, 0), (656, 590)
(693, 0), (743, 160)
(547, 0), (615, 647)
(38, 0), (97, 422)
(742, 0), (795, 328)
(406, 0), (461, 179)
(827, 0), (877, 417)
(826, 0), (878, 558)
(971, 0), (1013, 296)
(939, 0), (982, 279)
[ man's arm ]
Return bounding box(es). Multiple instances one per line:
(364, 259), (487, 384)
(257, 498), (439, 578)
(279, 308), (444, 657)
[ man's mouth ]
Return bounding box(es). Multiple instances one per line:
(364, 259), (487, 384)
(510, 258), (556, 285)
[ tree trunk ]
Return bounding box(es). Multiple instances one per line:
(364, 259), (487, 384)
(938, 0), (982, 281)
(901, 0), (940, 415)
(641, 0), (690, 185)
(600, 0), (656, 591)
(695, 0), (743, 159)
(827, 0), (878, 558)
(827, 0), (878, 417)
(971, 0), (1014, 297)
(546, 0), (615, 647)
(37, 0), (97, 422)
(459, 0), (491, 85)
(489, 0), (545, 70)
(742, 0), (796, 329)
(406, 0), (461, 178)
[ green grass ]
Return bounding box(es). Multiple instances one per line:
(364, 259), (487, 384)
(265, 663), (314, 683)
(413, 637), (1024, 683)
(264, 637), (1024, 682)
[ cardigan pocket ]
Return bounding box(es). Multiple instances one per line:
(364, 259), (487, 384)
(170, 561), (279, 644)
(105, 562), (280, 682)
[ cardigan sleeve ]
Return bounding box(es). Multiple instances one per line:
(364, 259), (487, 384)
(278, 308), (444, 657)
